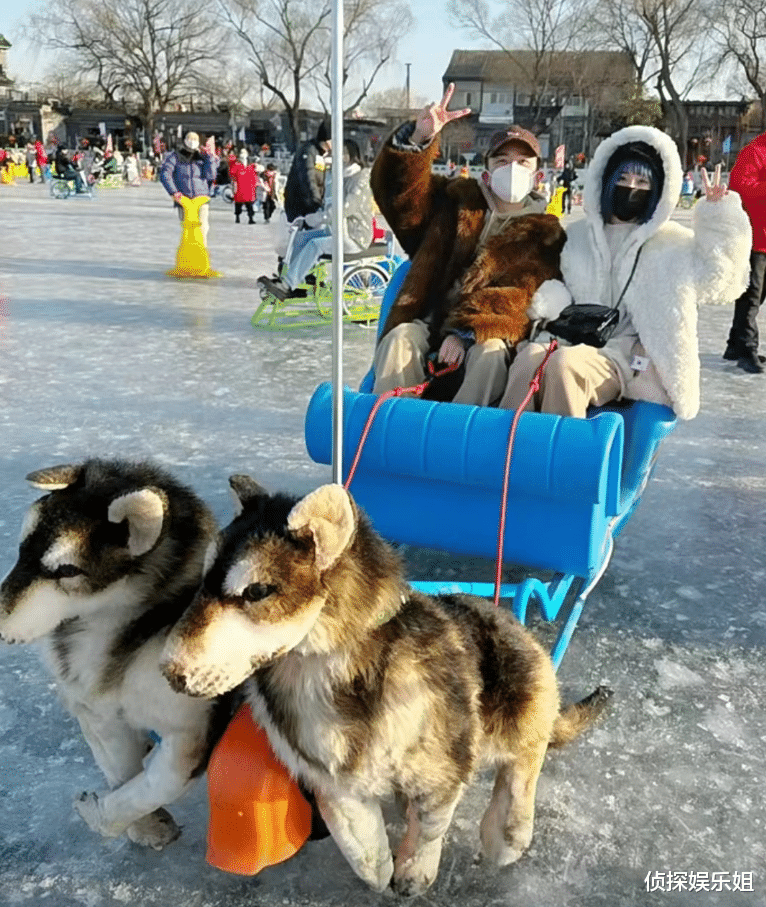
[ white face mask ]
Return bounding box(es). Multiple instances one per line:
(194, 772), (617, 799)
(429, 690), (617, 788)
(489, 162), (534, 203)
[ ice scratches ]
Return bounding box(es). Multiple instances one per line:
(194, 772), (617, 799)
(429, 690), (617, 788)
(698, 703), (748, 749)
(3, 875), (216, 906)
(654, 657), (704, 689)
(675, 586), (704, 601)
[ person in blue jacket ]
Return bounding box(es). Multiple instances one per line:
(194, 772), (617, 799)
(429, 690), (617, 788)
(160, 132), (217, 245)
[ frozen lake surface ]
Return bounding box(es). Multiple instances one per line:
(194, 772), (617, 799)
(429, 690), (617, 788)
(0, 180), (765, 906)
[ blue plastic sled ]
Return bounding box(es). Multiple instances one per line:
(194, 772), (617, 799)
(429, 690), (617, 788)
(304, 262), (677, 668)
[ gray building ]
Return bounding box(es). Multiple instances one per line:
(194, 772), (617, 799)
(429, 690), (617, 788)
(442, 48), (637, 162)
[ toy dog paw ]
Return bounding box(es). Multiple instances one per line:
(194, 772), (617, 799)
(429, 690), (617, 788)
(127, 808), (181, 850)
(393, 839), (443, 897)
(74, 791), (121, 837)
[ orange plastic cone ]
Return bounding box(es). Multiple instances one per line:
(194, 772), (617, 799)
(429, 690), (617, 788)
(167, 195), (220, 278)
(206, 703), (313, 875)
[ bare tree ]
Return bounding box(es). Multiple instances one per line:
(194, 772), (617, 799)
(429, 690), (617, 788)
(636, 0), (707, 152)
(589, 0), (710, 152)
(196, 63), (271, 115)
(221, 0), (411, 148)
(29, 67), (105, 108)
(590, 0), (657, 87)
(448, 0), (594, 128)
(709, 0), (766, 130)
(26, 0), (223, 141)
(311, 0), (414, 114)
(220, 0), (331, 149)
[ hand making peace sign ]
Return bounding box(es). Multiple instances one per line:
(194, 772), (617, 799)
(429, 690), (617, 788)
(411, 83), (472, 146)
(701, 164), (727, 203)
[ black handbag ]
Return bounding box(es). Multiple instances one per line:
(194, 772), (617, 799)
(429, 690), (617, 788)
(545, 304), (620, 348)
(545, 247), (643, 348)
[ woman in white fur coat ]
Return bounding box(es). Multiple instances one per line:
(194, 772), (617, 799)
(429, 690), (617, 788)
(498, 124), (752, 420)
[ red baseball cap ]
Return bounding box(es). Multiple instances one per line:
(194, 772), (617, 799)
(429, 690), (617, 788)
(486, 126), (541, 161)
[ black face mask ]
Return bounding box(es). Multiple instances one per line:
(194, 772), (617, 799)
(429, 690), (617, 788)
(612, 185), (650, 222)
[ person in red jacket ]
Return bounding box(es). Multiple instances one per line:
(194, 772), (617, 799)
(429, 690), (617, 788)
(229, 149), (257, 224)
(724, 133), (766, 373)
(34, 139), (48, 181)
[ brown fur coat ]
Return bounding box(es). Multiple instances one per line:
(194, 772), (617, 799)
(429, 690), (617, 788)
(371, 130), (566, 348)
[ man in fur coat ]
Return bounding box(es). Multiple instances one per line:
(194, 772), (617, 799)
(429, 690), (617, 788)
(370, 84), (566, 405)
(499, 125), (752, 420)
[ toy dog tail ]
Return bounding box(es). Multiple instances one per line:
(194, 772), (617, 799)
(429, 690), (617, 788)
(549, 685), (613, 748)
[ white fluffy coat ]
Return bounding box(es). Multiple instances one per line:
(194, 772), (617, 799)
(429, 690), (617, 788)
(533, 126), (752, 419)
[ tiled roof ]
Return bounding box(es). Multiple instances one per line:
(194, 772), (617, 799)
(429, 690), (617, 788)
(444, 48), (634, 88)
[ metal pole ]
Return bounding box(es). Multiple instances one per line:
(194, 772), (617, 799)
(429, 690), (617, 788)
(405, 63), (411, 111)
(330, 0), (344, 484)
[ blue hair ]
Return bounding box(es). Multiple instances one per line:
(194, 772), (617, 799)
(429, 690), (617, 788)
(600, 156), (662, 224)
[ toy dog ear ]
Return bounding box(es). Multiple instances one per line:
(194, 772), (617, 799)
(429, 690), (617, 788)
(286, 484), (355, 572)
(108, 488), (167, 556)
(26, 464), (83, 490)
(229, 474), (269, 516)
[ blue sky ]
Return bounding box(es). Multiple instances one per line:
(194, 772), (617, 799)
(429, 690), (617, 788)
(0, 0), (485, 103)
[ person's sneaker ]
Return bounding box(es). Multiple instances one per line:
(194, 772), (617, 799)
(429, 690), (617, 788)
(737, 351), (766, 374)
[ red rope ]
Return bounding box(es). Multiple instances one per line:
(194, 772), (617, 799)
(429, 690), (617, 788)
(344, 359), (461, 490)
(342, 340), (558, 611)
(493, 339), (558, 606)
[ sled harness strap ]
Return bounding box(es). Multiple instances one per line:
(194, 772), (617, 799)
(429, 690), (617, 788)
(343, 339), (558, 609)
(493, 339), (558, 607)
(343, 359), (462, 490)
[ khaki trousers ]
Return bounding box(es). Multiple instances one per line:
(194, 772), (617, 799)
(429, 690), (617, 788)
(498, 342), (621, 418)
(372, 321), (509, 406)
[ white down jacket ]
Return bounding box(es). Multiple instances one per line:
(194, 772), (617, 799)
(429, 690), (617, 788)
(530, 125), (752, 419)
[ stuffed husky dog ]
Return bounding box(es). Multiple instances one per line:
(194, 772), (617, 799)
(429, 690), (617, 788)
(162, 477), (611, 894)
(0, 459), (230, 849)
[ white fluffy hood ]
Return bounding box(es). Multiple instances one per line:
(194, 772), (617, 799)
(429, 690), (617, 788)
(583, 125), (683, 243)
(559, 124), (752, 420)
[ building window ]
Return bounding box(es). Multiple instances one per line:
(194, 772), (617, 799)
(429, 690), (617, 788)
(466, 92), (472, 106)
(490, 92), (497, 103)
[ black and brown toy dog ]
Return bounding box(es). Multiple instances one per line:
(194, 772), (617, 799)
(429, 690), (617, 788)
(162, 477), (611, 895)
(0, 459), (232, 849)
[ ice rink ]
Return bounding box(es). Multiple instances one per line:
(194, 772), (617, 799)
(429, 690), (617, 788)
(0, 178), (764, 906)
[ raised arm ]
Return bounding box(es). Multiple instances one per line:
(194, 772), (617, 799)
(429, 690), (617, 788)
(370, 84), (471, 257)
(692, 164), (753, 304)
